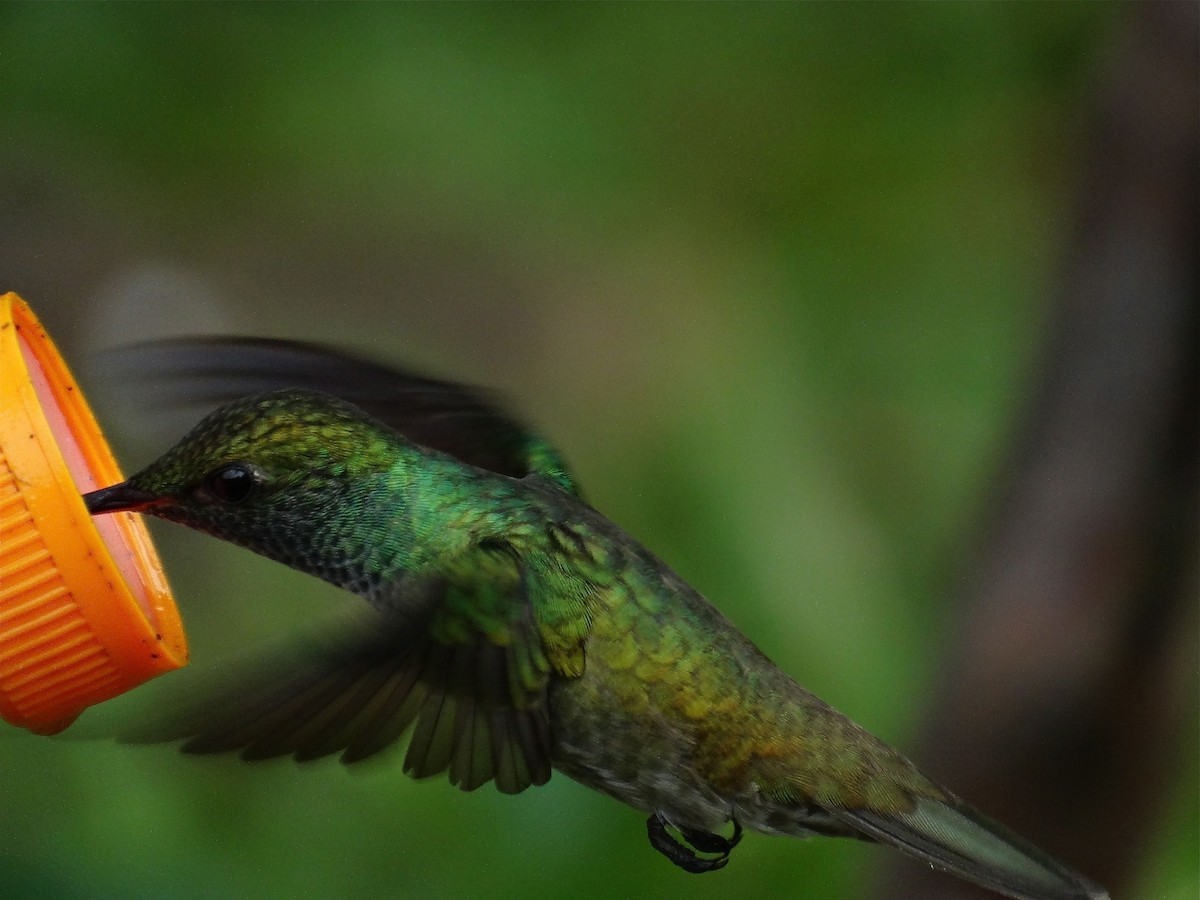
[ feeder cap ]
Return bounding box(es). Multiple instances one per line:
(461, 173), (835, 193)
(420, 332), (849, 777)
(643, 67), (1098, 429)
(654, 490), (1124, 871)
(0, 293), (187, 735)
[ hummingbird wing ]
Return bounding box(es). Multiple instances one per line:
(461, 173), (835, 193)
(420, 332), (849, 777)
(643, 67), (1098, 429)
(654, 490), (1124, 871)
(125, 545), (576, 795)
(100, 337), (581, 495)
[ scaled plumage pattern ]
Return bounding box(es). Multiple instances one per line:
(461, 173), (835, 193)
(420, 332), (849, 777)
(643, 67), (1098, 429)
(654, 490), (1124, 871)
(85, 339), (1105, 900)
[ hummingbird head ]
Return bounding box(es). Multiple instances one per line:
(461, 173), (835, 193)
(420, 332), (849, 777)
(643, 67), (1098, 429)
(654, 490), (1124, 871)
(84, 390), (403, 587)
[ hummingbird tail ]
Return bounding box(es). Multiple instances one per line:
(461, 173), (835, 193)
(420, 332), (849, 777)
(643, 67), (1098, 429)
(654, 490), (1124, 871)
(832, 797), (1107, 900)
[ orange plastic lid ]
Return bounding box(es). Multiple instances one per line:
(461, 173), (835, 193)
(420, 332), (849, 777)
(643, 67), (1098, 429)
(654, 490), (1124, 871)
(0, 292), (187, 735)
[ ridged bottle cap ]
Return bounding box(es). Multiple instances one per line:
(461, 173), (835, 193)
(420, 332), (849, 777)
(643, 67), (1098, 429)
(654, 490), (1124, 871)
(0, 292), (187, 734)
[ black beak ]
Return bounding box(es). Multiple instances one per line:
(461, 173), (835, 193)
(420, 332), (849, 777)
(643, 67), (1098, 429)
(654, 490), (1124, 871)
(83, 482), (163, 515)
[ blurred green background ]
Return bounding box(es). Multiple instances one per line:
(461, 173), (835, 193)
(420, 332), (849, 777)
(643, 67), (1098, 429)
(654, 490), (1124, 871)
(0, 4), (1193, 900)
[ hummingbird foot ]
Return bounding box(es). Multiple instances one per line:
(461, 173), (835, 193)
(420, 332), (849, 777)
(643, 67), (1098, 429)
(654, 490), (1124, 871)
(646, 812), (743, 874)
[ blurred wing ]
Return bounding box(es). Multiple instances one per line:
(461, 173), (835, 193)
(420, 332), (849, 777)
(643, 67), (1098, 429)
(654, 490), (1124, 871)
(101, 337), (580, 495)
(125, 547), (579, 795)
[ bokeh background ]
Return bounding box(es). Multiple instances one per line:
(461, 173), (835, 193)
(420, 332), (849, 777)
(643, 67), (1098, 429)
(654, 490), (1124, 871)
(1, 4), (1195, 900)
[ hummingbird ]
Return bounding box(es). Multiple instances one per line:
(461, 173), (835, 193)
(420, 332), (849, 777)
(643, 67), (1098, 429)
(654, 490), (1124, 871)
(84, 339), (1105, 900)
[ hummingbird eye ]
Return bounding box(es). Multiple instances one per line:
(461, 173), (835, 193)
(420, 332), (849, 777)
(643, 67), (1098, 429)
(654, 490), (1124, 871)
(205, 463), (261, 504)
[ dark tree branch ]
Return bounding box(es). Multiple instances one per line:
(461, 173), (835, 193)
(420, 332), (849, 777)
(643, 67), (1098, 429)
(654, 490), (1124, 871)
(874, 4), (1199, 898)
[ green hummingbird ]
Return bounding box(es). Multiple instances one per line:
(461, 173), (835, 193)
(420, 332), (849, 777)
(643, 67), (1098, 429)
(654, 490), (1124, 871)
(84, 339), (1105, 900)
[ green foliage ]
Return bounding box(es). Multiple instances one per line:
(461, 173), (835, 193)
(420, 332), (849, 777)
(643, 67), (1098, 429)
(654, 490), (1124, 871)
(2, 4), (1191, 900)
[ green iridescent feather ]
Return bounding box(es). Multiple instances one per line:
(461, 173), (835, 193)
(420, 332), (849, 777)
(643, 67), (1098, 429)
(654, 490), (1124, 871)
(89, 339), (1105, 900)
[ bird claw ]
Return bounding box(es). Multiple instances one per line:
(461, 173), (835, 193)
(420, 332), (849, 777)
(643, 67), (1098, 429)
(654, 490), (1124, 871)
(679, 818), (743, 855)
(646, 811), (743, 874)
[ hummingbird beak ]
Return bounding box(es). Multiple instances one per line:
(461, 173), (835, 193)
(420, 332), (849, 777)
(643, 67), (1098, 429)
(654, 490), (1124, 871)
(83, 482), (164, 515)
